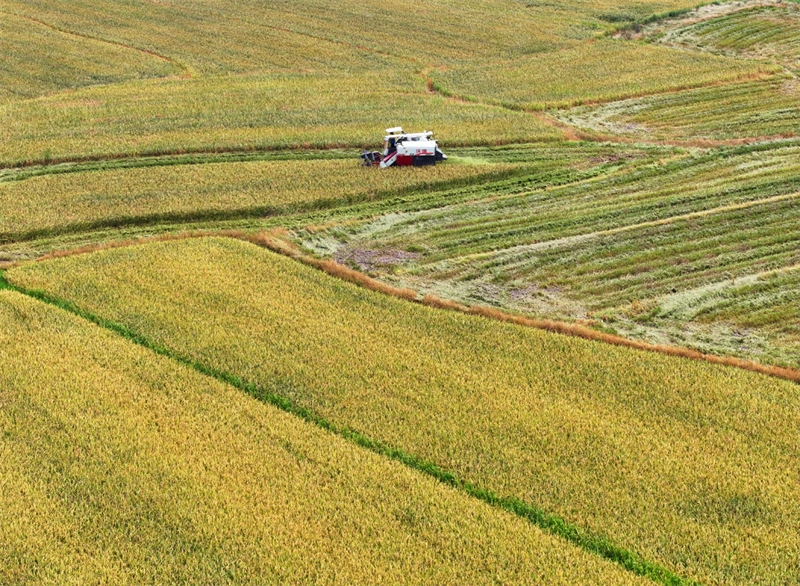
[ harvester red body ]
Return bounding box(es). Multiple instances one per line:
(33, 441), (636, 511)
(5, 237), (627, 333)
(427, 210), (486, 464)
(360, 127), (447, 168)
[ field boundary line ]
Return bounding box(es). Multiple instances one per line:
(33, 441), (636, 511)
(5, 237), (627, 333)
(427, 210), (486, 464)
(243, 232), (800, 384)
(0, 270), (698, 586)
(0, 9), (194, 78)
(9, 229), (800, 384)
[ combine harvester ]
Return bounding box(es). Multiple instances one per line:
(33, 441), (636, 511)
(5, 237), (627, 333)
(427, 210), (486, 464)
(361, 127), (447, 168)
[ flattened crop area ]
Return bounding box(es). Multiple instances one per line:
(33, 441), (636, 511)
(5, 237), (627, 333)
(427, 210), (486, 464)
(8, 237), (800, 586)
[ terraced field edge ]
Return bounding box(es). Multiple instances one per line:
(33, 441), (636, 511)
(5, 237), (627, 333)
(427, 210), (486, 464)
(244, 233), (800, 384)
(0, 268), (696, 586)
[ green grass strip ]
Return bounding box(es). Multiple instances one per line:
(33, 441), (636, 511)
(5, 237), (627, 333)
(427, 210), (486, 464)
(1, 271), (699, 586)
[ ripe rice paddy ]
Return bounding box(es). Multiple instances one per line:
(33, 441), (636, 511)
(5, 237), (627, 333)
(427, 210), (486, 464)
(8, 236), (800, 586)
(3, 0), (800, 582)
(0, 288), (649, 584)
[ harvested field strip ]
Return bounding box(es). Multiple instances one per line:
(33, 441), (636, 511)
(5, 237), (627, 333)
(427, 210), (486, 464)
(345, 143), (800, 264)
(0, 290), (649, 585)
(0, 159), (516, 244)
(654, 4), (800, 66)
(559, 78), (800, 141)
(9, 237), (800, 586)
(465, 189), (800, 262)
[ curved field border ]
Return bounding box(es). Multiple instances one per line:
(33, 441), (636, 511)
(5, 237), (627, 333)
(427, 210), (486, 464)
(9, 229), (799, 386)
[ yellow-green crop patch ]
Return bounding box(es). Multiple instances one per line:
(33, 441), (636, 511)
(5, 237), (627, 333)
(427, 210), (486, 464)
(0, 289), (648, 584)
(558, 77), (800, 141)
(0, 73), (563, 167)
(430, 39), (773, 110)
(9, 237), (800, 586)
(0, 158), (514, 242)
(0, 10), (178, 104)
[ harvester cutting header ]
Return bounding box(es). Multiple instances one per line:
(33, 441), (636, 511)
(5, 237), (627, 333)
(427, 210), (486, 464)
(360, 127), (447, 168)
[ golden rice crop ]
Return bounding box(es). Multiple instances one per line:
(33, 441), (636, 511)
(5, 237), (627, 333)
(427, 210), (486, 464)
(0, 9), (178, 104)
(0, 289), (650, 584)
(0, 158), (514, 241)
(0, 73), (563, 166)
(431, 39), (777, 110)
(9, 237), (800, 586)
(1, 0), (714, 70)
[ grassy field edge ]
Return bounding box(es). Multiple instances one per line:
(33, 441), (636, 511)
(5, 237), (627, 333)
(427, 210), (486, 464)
(0, 267), (695, 586)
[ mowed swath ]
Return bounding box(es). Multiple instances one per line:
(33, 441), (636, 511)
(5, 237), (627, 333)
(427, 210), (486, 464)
(315, 142), (800, 365)
(0, 289), (650, 585)
(559, 78), (800, 141)
(10, 237), (800, 586)
(0, 159), (515, 240)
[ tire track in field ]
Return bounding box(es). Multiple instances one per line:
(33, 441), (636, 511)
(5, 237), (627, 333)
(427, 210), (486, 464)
(0, 9), (194, 78)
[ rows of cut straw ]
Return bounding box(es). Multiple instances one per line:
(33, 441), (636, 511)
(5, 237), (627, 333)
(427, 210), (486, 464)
(310, 142), (800, 364)
(0, 289), (645, 584)
(9, 236), (800, 586)
(559, 77), (800, 141)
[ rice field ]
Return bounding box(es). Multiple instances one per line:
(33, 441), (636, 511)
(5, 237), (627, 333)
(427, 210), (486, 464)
(0, 9), (178, 104)
(558, 77), (800, 141)
(0, 158), (515, 242)
(0, 73), (565, 167)
(4, 0), (800, 582)
(9, 236), (800, 586)
(429, 39), (773, 110)
(654, 3), (800, 68)
(0, 288), (649, 584)
(305, 141), (800, 366)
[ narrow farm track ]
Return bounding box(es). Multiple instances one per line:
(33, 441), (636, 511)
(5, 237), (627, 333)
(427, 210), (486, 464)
(0, 8), (193, 78)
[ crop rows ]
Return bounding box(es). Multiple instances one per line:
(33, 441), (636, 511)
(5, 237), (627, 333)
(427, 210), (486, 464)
(0, 288), (646, 584)
(657, 4), (800, 66)
(0, 158), (515, 242)
(9, 236), (800, 586)
(430, 38), (771, 110)
(0, 72), (563, 167)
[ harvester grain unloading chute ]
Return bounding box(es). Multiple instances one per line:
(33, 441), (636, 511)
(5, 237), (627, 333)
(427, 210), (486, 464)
(360, 127), (447, 168)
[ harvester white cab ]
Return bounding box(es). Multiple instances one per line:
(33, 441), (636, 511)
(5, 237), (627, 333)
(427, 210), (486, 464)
(360, 127), (447, 168)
